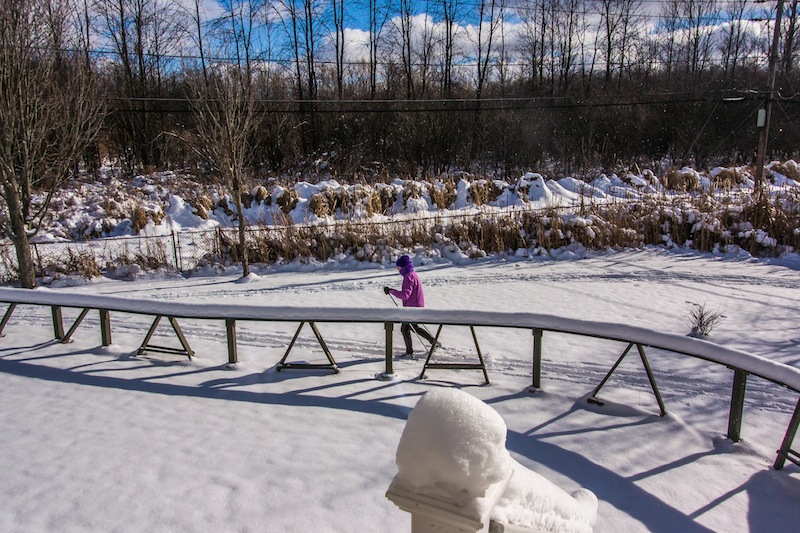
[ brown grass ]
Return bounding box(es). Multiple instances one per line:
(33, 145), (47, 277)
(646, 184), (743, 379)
(664, 169), (700, 192)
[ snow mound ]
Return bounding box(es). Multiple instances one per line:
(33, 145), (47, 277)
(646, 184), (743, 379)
(394, 388), (598, 532)
(394, 388), (511, 507)
(235, 273), (261, 284)
(492, 458), (598, 533)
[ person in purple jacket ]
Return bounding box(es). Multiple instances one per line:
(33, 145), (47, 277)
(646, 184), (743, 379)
(383, 254), (438, 357)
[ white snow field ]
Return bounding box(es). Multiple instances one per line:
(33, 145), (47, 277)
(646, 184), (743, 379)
(1, 248), (800, 532)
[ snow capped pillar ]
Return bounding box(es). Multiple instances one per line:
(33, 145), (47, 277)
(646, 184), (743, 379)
(386, 476), (510, 533)
(385, 388), (512, 533)
(386, 388), (597, 533)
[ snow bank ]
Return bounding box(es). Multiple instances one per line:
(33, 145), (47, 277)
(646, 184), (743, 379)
(392, 388), (598, 532)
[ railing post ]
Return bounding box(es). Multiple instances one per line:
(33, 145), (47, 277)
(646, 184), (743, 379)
(226, 318), (238, 364)
(0, 303), (16, 336)
(51, 306), (64, 340)
(529, 328), (543, 392)
(775, 397), (800, 470)
(728, 368), (748, 442)
(100, 309), (112, 346)
(377, 322), (396, 381)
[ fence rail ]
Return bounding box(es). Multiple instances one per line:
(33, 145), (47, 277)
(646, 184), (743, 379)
(0, 286), (798, 471)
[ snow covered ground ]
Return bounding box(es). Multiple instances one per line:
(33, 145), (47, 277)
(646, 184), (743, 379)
(1, 248), (800, 532)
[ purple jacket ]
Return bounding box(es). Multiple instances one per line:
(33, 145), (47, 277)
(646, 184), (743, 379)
(390, 263), (425, 307)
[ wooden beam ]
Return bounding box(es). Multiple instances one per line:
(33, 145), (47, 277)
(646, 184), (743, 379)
(637, 344), (666, 417)
(276, 321), (339, 373)
(419, 325), (489, 384)
(377, 322), (397, 380)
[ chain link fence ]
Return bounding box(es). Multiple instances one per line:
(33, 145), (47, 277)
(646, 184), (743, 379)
(1, 189), (792, 283)
(0, 205), (575, 281)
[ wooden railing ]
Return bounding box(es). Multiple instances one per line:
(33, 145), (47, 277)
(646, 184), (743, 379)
(0, 286), (798, 470)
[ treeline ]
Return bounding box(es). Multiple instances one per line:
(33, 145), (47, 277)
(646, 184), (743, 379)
(16, 0), (800, 178)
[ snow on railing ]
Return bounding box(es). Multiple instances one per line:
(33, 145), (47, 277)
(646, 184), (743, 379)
(1, 286), (799, 470)
(0, 287), (797, 393)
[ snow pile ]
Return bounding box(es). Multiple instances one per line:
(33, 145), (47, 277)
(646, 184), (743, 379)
(393, 388), (512, 514)
(393, 388), (598, 532)
(27, 162), (800, 243)
(492, 460), (598, 533)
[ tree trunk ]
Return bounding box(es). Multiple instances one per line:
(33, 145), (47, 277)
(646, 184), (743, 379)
(235, 192), (250, 278)
(4, 185), (36, 288)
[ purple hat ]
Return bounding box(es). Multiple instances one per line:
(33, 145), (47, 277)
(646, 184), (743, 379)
(396, 255), (411, 268)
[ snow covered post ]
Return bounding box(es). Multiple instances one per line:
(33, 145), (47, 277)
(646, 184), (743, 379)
(386, 389), (598, 533)
(386, 388), (512, 533)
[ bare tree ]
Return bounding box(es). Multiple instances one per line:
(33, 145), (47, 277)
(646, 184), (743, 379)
(396, 0), (416, 98)
(615, 0), (643, 89)
(275, 0), (321, 148)
(439, 0), (461, 96)
(331, 0), (346, 98)
(0, 0), (104, 288)
(593, 0), (624, 90)
(519, 0), (552, 93)
(681, 0), (719, 83)
(188, 0), (209, 84)
(473, 0), (502, 102)
(720, 0), (750, 80)
(659, 0), (681, 88)
(364, 0), (390, 98)
(93, 0), (185, 169)
(783, 0), (800, 76)
(183, 68), (259, 278)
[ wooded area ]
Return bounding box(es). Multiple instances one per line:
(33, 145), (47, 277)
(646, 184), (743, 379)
(5, 0), (800, 285)
(18, 0), (800, 179)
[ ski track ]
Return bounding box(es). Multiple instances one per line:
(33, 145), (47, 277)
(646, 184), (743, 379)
(138, 267), (800, 303)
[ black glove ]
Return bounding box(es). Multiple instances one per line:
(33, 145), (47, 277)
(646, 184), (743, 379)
(383, 286), (392, 295)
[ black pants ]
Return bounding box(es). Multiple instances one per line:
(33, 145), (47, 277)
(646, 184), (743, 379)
(401, 323), (436, 354)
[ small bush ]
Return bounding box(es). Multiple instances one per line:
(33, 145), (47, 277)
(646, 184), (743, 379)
(688, 302), (725, 338)
(309, 194), (330, 217)
(131, 205), (148, 233)
(194, 195), (213, 219)
(664, 169), (700, 192)
(252, 185), (270, 203)
(714, 168), (746, 189)
(470, 181), (489, 206)
(276, 188), (299, 214)
(771, 161), (800, 182)
(430, 181), (456, 209)
(42, 248), (100, 279)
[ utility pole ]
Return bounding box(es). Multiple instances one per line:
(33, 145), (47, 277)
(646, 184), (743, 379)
(755, 0), (785, 192)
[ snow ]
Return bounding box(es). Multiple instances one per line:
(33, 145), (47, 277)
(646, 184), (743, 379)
(2, 249), (800, 532)
(495, 459), (598, 533)
(394, 388), (512, 507)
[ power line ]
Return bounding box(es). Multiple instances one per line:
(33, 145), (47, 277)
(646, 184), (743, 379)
(106, 91), (757, 114)
(47, 43), (774, 71)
